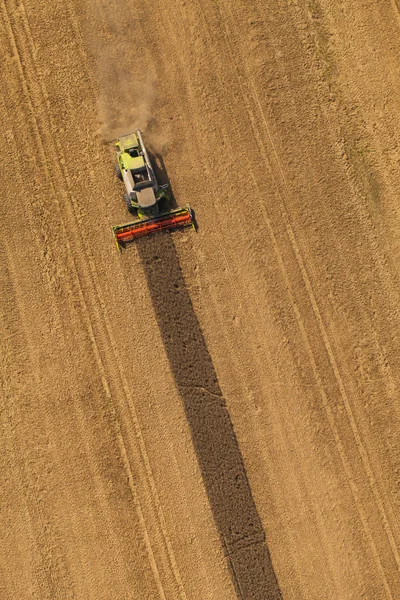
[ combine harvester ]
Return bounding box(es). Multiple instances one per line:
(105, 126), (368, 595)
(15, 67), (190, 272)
(111, 130), (195, 249)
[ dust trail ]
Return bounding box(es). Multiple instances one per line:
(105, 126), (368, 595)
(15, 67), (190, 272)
(80, 0), (157, 139)
(96, 70), (157, 140)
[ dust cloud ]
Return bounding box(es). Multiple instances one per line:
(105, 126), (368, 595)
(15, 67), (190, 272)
(81, 0), (157, 140)
(97, 72), (157, 140)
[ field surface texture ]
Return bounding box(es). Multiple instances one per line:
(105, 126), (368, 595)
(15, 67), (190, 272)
(1, 0), (400, 599)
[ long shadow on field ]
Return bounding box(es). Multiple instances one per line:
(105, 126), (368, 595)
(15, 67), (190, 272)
(135, 234), (282, 600)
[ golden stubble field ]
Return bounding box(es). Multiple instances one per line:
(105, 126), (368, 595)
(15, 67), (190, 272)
(1, 0), (400, 598)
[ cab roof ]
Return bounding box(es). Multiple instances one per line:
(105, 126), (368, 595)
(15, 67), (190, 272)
(117, 133), (139, 152)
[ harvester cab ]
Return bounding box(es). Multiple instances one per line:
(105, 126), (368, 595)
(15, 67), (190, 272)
(112, 130), (194, 249)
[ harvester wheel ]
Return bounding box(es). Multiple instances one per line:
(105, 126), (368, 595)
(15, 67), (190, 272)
(124, 194), (135, 214)
(115, 163), (123, 181)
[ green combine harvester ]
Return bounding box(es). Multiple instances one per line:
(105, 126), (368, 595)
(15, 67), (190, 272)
(111, 130), (194, 249)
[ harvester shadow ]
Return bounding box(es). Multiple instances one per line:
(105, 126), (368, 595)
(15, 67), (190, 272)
(133, 233), (282, 600)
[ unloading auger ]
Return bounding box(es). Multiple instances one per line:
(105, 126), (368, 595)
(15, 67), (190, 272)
(111, 130), (195, 249)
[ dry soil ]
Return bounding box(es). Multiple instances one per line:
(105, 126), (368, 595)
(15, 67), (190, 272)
(1, 0), (400, 599)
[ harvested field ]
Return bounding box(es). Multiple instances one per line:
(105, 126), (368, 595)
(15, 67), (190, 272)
(1, 0), (400, 599)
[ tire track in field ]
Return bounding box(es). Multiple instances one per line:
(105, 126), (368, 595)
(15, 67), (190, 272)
(204, 0), (400, 589)
(297, 0), (400, 410)
(0, 12), (82, 599)
(0, 236), (130, 597)
(248, 0), (400, 571)
(0, 247), (58, 600)
(16, 0), (189, 594)
(286, 0), (400, 400)
(0, 122), (155, 593)
(0, 4), (182, 598)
